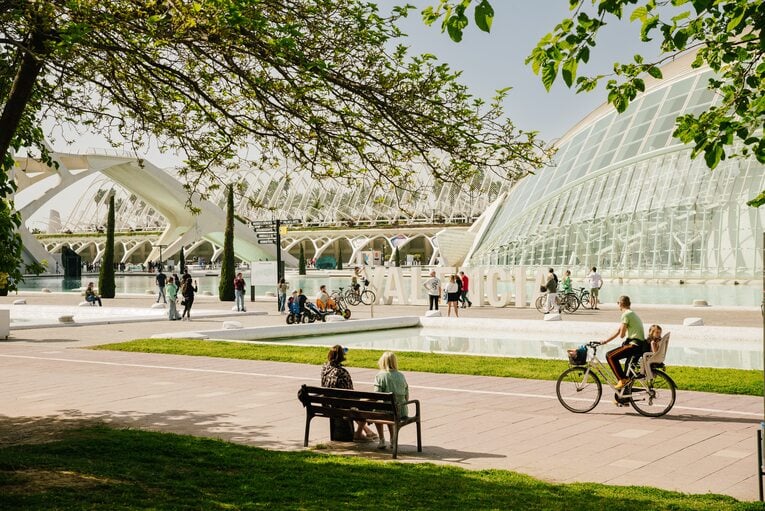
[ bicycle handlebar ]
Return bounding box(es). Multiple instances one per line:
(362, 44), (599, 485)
(586, 341), (601, 349)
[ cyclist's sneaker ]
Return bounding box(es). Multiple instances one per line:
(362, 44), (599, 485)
(614, 378), (630, 390)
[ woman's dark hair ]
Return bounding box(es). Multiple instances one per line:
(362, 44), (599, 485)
(327, 345), (345, 364)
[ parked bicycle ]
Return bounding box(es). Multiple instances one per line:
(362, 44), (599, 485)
(556, 341), (676, 417)
(535, 292), (578, 314)
(344, 283), (376, 306)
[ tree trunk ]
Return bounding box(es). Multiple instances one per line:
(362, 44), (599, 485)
(0, 29), (47, 159)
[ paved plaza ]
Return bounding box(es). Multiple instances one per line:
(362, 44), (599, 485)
(0, 291), (763, 501)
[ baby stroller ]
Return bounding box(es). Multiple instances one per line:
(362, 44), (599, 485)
(286, 298), (302, 324)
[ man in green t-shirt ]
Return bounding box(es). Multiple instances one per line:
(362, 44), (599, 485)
(599, 295), (646, 389)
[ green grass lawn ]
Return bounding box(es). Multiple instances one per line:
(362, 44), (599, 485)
(0, 426), (759, 510)
(94, 339), (764, 396)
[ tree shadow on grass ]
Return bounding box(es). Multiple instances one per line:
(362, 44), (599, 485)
(0, 409), (281, 450)
(0, 425), (757, 511)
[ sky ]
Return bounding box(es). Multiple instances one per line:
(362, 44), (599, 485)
(50, 1), (661, 169)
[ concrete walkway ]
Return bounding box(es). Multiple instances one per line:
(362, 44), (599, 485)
(0, 291), (763, 501)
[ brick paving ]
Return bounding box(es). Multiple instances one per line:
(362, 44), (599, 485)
(0, 291), (763, 501)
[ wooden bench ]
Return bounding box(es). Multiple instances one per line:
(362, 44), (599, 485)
(297, 385), (422, 459)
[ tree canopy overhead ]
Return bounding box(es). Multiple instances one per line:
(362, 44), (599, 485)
(1, 0), (549, 192)
(424, 0), (764, 203)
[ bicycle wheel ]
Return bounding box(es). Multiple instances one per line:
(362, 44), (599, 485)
(556, 367), (602, 413)
(628, 369), (676, 417)
(346, 290), (361, 306)
(360, 289), (376, 305)
(562, 294), (579, 314)
(535, 295), (545, 313)
(581, 291), (592, 309)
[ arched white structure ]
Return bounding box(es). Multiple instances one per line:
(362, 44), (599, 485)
(13, 151), (296, 266)
(468, 55), (765, 279)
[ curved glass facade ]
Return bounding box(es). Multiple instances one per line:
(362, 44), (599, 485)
(470, 65), (765, 279)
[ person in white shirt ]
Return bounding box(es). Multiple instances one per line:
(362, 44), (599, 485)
(422, 271), (441, 311)
(445, 274), (460, 317)
(588, 267), (603, 310)
(316, 284), (336, 311)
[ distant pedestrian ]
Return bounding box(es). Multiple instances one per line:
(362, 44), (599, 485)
(446, 275), (460, 317)
(234, 272), (246, 312)
(166, 277), (181, 320)
(277, 278), (288, 313)
(180, 276), (197, 320)
(155, 268), (167, 304)
(544, 268), (559, 314)
(423, 271), (441, 311)
(588, 266), (603, 310)
(459, 271), (472, 308)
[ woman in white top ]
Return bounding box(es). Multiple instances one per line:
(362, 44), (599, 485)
(446, 275), (460, 317)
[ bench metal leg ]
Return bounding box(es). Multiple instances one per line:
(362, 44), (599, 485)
(391, 425), (399, 459)
(303, 415), (312, 447)
(416, 418), (422, 452)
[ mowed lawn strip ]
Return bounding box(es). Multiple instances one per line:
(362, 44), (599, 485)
(0, 426), (760, 510)
(94, 339), (763, 396)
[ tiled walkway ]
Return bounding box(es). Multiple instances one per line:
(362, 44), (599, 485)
(1, 342), (761, 500)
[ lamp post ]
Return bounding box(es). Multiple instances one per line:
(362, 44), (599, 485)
(152, 243), (168, 271)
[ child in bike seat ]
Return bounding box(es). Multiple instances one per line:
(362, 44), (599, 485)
(646, 324), (663, 353)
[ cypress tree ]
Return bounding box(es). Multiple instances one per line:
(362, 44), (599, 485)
(337, 246), (343, 270)
(299, 243), (306, 275)
(394, 246), (401, 267)
(218, 185), (236, 301)
(98, 193), (116, 298)
(179, 246), (185, 273)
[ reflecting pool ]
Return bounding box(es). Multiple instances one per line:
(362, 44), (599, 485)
(275, 327), (763, 371)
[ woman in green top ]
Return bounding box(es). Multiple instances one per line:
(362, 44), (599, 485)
(373, 351), (409, 450)
(600, 295), (646, 389)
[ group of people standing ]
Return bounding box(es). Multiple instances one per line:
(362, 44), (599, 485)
(541, 266), (603, 314)
(156, 268), (197, 321)
(423, 270), (472, 316)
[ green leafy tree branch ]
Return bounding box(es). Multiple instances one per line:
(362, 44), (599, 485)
(424, 0), (765, 204)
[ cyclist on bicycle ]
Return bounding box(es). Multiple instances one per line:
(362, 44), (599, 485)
(599, 295), (646, 390)
(351, 266), (368, 291)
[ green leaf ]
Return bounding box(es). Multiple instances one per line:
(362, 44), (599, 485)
(727, 7), (746, 32)
(474, 0), (494, 33)
(562, 59), (577, 87)
(647, 66), (663, 79)
(446, 13), (468, 42)
(746, 190), (765, 208)
(704, 143), (723, 169)
(541, 63), (557, 91)
(630, 6), (648, 22)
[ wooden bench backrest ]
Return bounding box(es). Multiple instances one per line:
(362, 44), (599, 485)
(298, 385), (397, 416)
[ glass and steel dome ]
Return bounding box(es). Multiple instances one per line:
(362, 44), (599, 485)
(469, 56), (765, 279)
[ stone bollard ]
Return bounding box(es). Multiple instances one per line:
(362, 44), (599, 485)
(150, 303), (165, 309)
(683, 317), (704, 326)
(12, 299), (25, 305)
(692, 299), (709, 307)
(222, 321), (242, 329)
(423, 310), (441, 318)
(58, 315), (75, 324)
(543, 313), (562, 321)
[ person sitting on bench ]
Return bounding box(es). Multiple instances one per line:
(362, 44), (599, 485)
(85, 282), (102, 306)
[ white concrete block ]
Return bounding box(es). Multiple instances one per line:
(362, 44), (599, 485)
(543, 313), (562, 321)
(683, 317), (704, 326)
(146, 290), (154, 294)
(41, 288), (51, 293)
(12, 299), (25, 305)
(424, 310), (441, 317)
(202, 291), (213, 296)
(222, 321), (242, 329)
(326, 315), (346, 322)
(58, 315), (74, 324)
(231, 305), (239, 311)
(78, 301), (92, 307)
(692, 299), (709, 307)
(0, 309), (8, 339)
(150, 303), (165, 309)
(265, 291), (276, 297)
